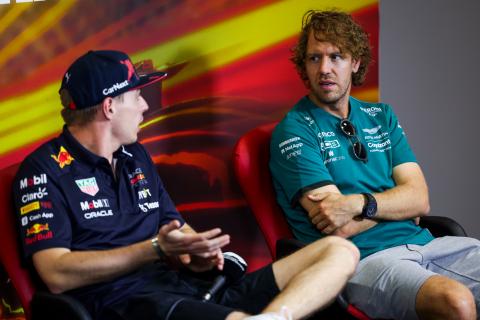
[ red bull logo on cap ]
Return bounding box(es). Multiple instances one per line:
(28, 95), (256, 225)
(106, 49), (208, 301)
(120, 59), (136, 81)
(51, 146), (74, 168)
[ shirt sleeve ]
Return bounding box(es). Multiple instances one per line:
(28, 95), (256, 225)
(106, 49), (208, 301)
(269, 117), (334, 206)
(12, 158), (72, 258)
(385, 104), (417, 166)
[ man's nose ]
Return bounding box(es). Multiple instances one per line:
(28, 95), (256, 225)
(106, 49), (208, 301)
(318, 57), (332, 74)
(140, 95), (149, 112)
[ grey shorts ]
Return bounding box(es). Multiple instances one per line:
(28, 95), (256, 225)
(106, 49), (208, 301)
(342, 236), (480, 320)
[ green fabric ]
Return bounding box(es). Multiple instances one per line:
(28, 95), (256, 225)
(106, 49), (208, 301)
(270, 96), (434, 259)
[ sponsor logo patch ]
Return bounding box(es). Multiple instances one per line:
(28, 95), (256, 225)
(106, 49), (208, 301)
(75, 177), (99, 196)
(139, 201), (159, 213)
(128, 168), (148, 186)
(367, 138), (392, 152)
(21, 187), (48, 203)
(84, 210), (114, 220)
(25, 231), (53, 245)
(138, 188), (151, 199)
(51, 146), (74, 168)
(80, 199), (110, 211)
(24, 212), (55, 225)
(20, 201), (40, 215)
(20, 201), (51, 215)
(278, 137), (303, 159)
(318, 131), (335, 138)
(26, 223), (49, 236)
(19, 174), (47, 189)
(102, 80), (129, 96)
(360, 106), (382, 117)
(362, 125), (382, 135)
(320, 140), (340, 151)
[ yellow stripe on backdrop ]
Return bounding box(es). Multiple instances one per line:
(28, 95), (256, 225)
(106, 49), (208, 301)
(0, 0), (377, 155)
(0, 2), (32, 35)
(0, 0), (76, 69)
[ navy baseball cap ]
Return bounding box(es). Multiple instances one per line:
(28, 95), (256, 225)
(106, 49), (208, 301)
(59, 50), (167, 110)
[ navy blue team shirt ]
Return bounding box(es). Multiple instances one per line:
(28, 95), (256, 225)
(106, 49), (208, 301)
(12, 125), (185, 312)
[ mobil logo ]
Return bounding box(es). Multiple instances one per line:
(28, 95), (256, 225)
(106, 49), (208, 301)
(19, 174), (47, 189)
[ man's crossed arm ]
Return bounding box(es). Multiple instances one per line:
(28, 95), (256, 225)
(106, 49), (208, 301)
(299, 162), (430, 238)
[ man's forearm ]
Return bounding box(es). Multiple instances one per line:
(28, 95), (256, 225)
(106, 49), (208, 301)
(373, 183), (430, 220)
(332, 218), (378, 238)
(33, 239), (157, 294)
(301, 163), (430, 235)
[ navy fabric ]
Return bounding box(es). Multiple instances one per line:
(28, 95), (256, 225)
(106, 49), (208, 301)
(100, 263), (279, 320)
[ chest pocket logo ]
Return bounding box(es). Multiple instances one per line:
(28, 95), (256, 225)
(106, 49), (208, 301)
(75, 177), (99, 196)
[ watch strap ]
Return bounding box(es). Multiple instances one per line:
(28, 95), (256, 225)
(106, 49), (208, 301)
(361, 193), (377, 218)
(151, 237), (166, 260)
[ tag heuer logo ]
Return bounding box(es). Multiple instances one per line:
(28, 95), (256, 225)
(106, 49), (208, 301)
(75, 177), (99, 196)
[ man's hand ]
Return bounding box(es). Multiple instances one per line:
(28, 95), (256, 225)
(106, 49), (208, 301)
(157, 220), (230, 258)
(179, 250), (225, 272)
(307, 193), (363, 234)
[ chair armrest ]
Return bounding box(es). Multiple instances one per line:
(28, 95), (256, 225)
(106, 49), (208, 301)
(31, 291), (92, 320)
(419, 215), (467, 238)
(275, 238), (306, 260)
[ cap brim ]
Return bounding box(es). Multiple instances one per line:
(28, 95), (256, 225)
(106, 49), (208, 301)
(133, 72), (168, 90)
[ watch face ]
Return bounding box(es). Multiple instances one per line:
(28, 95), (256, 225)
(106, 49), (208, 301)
(366, 206), (376, 218)
(362, 193), (377, 218)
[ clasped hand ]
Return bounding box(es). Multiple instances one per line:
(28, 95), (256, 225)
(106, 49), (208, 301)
(156, 220), (230, 272)
(307, 193), (357, 234)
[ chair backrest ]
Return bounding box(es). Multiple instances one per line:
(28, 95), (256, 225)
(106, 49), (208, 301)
(0, 163), (36, 319)
(233, 122), (293, 259)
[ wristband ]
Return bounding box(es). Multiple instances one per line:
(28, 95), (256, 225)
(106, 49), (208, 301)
(151, 237), (166, 260)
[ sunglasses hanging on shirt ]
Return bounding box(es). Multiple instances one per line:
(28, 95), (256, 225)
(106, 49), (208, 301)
(339, 119), (368, 162)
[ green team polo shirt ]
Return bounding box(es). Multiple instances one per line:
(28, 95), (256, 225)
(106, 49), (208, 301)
(270, 96), (434, 259)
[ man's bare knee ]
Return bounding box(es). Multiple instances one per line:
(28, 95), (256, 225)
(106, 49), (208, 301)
(441, 287), (476, 320)
(417, 276), (476, 320)
(320, 236), (359, 263)
(311, 236), (359, 274)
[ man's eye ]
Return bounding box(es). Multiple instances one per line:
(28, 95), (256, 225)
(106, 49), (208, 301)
(331, 54), (342, 61)
(308, 55), (320, 62)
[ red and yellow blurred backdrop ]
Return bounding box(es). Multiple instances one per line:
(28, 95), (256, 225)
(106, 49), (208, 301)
(0, 0), (378, 272)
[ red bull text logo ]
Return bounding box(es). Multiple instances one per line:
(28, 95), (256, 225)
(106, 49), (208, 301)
(25, 231), (53, 245)
(51, 146), (74, 168)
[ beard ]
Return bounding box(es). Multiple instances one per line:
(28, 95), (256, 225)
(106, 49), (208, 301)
(309, 78), (352, 110)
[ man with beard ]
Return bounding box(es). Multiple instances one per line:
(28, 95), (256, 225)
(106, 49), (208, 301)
(270, 10), (480, 320)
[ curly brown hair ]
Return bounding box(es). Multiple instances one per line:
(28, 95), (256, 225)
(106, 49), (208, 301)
(291, 10), (372, 86)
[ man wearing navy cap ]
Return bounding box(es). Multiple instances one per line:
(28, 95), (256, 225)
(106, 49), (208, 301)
(12, 50), (359, 320)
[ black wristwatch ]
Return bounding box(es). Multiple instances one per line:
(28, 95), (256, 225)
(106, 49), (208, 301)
(361, 193), (377, 218)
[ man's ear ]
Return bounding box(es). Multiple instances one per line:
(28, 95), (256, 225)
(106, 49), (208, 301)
(101, 97), (114, 120)
(352, 59), (361, 73)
